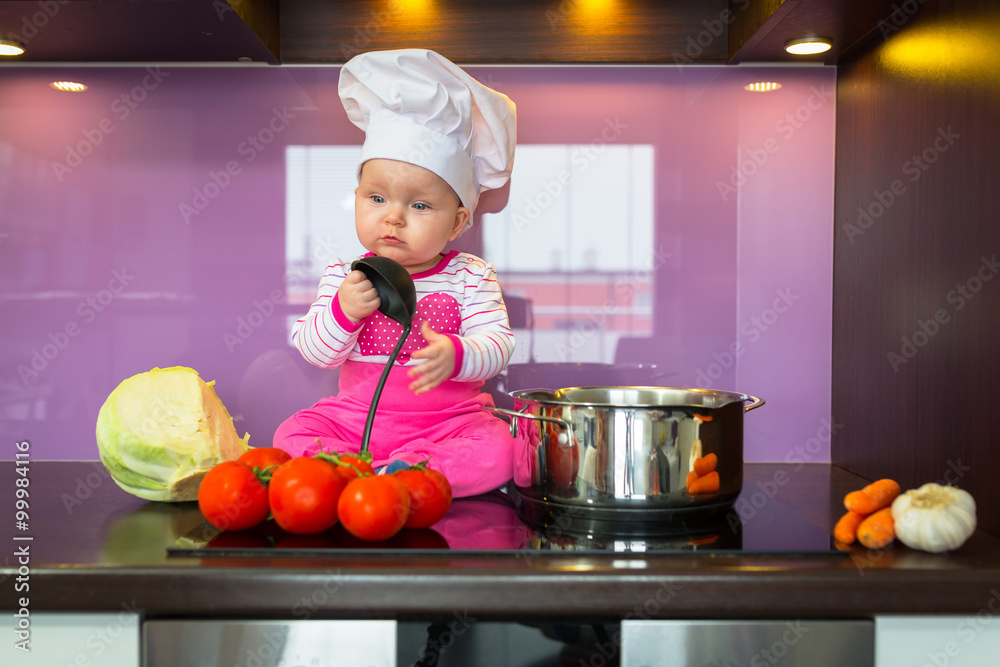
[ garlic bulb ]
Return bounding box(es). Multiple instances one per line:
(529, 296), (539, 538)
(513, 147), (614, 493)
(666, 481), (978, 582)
(891, 483), (977, 553)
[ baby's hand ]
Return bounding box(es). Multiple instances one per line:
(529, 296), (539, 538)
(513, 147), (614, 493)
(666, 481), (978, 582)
(338, 270), (380, 323)
(407, 321), (456, 395)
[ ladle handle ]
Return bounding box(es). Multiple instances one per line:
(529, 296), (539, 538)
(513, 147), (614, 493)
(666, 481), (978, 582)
(360, 323), (411, 455)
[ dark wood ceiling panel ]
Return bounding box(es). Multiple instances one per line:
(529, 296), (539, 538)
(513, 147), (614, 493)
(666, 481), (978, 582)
(0, 1), (911, 66)
(279, 0), (731, 64)
(0, 0), (278, 63)
(729, 0), (931, 64)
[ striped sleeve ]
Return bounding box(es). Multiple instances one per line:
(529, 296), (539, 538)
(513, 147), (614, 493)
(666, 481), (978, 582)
(290, 257), (362, 369)
(452, 257), (515, 382)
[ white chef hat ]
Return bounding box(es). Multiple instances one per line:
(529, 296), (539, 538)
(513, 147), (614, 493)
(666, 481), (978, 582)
(338, 49), (516, 219)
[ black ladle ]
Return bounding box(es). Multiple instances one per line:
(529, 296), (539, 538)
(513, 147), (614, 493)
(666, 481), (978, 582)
(351, 256), (417, 455)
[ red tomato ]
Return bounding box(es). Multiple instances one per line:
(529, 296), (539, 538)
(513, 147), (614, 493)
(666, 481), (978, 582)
(333, 454), (376, 480)
(337, 475), (411, 541)
(198, 461), (270, 531)
(268, 457), (347, 534)
(238, 447), (292, 473)
(393, 467), (453, 529)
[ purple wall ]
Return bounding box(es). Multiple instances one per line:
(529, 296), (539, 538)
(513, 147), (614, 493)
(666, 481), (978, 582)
(0, 64), (834, 463)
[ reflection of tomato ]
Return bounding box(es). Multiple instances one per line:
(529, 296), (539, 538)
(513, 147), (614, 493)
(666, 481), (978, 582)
(250, 518), (285, 543)
(268, 458), (346, 534)
(337, 475), (411, 541)
(387, 528), (449, 550)
(276, 532), (340, 550)
(394, 467), (452, 529)
(542, 528), (580, 549)
(237, 447), (292, 474)
(198, 461), (270, 531)
(545, 423), (579, 489)
(207, 529), (271, 550)
(326, 523), (391, 550)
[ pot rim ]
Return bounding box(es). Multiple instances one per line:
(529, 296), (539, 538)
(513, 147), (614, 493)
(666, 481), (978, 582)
(508, 385), (764, 410)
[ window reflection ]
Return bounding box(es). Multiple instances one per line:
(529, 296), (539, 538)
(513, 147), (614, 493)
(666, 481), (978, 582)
(285, 144), (655, 368)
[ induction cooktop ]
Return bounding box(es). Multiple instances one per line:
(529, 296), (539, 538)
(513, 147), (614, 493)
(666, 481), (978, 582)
(168, 484), (842, 558)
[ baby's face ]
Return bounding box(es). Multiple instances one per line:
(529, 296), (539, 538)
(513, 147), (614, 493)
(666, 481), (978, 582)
(355, 159), (470, 274)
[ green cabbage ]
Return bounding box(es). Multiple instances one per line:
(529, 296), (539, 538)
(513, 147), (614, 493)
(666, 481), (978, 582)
(96, 366), (249, 502)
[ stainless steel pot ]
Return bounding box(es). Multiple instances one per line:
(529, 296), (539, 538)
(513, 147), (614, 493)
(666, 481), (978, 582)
(487, 386), (764, 530)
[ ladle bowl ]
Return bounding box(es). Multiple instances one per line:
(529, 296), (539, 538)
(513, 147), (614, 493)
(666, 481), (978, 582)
(352, 256), (417, 325)
(351, 256), (417, 455)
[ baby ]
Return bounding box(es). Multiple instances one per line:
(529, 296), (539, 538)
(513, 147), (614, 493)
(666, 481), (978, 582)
(273, 49), (525, 498)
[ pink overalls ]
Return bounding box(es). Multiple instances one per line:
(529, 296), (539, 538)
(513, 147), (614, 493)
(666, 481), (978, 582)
(274, 361), (527, 497)
(274, 252), (531, 498)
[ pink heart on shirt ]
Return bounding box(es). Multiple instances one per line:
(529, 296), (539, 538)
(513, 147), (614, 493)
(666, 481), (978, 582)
(357, 293), (462, 364)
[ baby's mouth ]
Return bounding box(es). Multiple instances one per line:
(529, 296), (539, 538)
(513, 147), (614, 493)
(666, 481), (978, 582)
(380, 235), (404, 246)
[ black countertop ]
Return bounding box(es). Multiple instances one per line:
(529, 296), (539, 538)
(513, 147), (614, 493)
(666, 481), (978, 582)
(2, 461), (998, 620)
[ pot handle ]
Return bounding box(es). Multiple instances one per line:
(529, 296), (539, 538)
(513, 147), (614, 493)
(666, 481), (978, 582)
(744, 395), (766, 412)
(482, 406), (572, 443)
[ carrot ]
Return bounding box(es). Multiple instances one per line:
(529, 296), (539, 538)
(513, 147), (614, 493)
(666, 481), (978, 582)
(687, 470), (720, 495)
(685, 470), (699, 492)
(857, 507), (895, 549)
(834, 510), (866, 545)
(844, 478), (901, 515)
(693, 453), (718, 477)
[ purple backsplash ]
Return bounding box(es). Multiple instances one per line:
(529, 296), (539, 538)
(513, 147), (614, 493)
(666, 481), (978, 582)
(0, 64), (834, 463)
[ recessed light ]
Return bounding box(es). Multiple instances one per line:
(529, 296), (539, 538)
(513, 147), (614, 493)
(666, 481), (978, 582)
(50, 81), (89, 92)
(785, 37), (833, 55)
(744, 82), (782, 92)
(0, 38), (26, 57)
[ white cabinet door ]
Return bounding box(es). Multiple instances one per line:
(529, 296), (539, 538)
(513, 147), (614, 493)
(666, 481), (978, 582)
(144, 620), (397, 667)
(621, 619), (874, 666)
(876, 613), (1000, 667)
(3, 611), (140, 666)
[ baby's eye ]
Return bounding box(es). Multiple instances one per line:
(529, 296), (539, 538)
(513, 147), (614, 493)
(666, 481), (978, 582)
(370, 195), (386, 204)
(412, 202), (428, 211)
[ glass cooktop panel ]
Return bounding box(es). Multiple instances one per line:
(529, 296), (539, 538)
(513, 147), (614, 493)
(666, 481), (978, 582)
(168, 485), (841, 558)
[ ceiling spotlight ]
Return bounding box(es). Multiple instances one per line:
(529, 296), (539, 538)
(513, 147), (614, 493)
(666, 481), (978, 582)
(744, 82), (782, 92)
(50, 81), (88, 92)
(785, 37), (832, 55)
(0, 38), (26, 57)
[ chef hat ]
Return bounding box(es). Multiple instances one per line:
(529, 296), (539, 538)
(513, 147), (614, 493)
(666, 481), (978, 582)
(338, 49), (516, 218)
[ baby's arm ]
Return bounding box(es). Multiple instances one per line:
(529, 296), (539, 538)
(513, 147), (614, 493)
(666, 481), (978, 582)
(445, 262), (515, 382)
(406, 259), (514, 392)
(291, 258), (367, 369)
(452, 315), (515, 382)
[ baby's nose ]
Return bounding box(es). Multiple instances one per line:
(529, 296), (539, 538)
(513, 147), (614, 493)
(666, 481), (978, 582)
(384, 206), (405, 226)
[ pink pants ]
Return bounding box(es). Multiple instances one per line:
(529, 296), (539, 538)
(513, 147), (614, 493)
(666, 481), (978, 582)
(273, 360), (528, 498)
